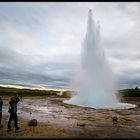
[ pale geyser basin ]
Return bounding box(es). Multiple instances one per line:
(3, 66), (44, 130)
(64, 100), (137, 109)
(36, 103), (137, 110)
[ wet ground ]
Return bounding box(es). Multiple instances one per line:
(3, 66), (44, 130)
(2, 97), (140, 138)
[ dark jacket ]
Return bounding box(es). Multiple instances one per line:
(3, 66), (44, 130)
(0, 98), (3, 112)
(9, 97), (20, 114)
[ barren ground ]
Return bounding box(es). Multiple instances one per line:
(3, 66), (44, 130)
(0, 96), (140, 138)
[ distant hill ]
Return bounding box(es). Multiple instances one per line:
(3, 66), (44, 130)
(0, 85), (140, 98)
(0, 86), (72, 98)
(118, 87), (140, 97)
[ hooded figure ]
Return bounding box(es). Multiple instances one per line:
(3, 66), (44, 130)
(7, 96), (21, 132)
(0, 96), (3, 127)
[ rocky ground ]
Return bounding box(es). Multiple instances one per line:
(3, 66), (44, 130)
(0, 96), (140, 138)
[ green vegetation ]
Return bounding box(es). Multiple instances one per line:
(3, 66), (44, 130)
(0, 86), (72, 98)
(0, 86), (140, 98)
(118, 86), (140, 97)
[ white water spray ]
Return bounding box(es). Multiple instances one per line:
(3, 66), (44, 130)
(65, 10), (136, 109)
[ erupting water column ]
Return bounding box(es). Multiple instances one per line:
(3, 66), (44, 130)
(65, 9), (136, 109)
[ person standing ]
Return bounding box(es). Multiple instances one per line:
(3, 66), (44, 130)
(0, 96), (3, 128)
(7, 96), (21, 132)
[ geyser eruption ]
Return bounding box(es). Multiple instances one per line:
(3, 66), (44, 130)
(65, 10), (136, 109)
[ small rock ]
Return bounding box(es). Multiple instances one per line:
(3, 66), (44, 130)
(0, 124), (3, 128)
(77, 123), (85, 127)
(28, 119), (37, 126)
(112, 116), (119, 126)
(112, 116), (118, 122)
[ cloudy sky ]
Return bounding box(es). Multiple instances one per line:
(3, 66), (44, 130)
(0, 2), (139, 89)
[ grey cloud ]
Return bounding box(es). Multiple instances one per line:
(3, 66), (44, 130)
(0, 46), (24, 69)
(0, 2), (140, 89)
(117, 74), (140, 89)
(0, 68), (71, 88)
(0, 46), (75, 88)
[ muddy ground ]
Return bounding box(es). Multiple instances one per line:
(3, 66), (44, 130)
(0, 96), (140, 138)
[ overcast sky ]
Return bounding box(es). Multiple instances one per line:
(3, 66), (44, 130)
(0, 2), (139, 89)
